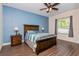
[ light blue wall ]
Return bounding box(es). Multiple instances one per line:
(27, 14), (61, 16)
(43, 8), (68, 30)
(3, 5), (48, 43)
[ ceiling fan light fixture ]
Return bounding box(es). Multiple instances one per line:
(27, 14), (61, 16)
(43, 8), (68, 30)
(49, 8), (52, 11)
(46, 8), (49, 11)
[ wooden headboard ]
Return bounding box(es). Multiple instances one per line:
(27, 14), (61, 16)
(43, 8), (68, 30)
(24, 24), (39, 32)
(24, 24), (39, 41)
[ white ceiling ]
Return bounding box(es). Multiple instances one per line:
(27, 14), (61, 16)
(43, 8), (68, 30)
(3, 3), (79, 17)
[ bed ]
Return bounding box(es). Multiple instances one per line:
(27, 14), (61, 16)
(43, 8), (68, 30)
(24, 24), (57, 55)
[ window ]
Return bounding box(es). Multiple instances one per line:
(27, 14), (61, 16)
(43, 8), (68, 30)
(57, 17), (70, 34)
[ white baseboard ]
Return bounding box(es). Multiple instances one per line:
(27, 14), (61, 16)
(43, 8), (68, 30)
(58, 39), (79, 44)
(3, 39), (24, 46)
(2, 42), (11, 46)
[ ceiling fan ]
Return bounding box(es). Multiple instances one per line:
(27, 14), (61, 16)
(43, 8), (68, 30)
(40, 3), (60, 13)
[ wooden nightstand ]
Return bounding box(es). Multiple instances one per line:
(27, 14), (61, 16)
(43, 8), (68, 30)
(11, 34), (22, 46)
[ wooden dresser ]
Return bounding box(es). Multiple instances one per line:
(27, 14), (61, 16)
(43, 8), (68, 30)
(11, 34), (22, 46)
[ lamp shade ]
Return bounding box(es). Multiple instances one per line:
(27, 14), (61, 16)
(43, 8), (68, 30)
(41, 27), (44, 31)
(14, 27), (19, 31)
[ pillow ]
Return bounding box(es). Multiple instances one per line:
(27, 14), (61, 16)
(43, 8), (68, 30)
(27, 30), (39, 34)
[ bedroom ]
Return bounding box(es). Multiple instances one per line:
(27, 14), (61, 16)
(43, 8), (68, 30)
(0, 3), (79, 56)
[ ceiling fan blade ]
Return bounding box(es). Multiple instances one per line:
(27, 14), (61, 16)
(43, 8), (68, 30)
(44, 3), (48, 7)
(48, 3), (51, 6)
(40, 8), (47, 10)
(52, 3), (60, 7)
(52, 8), (58, 10)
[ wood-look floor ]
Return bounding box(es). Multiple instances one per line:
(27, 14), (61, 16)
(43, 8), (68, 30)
(0, 39), (79, 56)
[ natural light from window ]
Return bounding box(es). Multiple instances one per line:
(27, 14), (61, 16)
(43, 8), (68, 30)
(57, 17), (70, 35)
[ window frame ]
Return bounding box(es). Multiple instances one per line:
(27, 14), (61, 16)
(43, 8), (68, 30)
(57, 17), (70, 35)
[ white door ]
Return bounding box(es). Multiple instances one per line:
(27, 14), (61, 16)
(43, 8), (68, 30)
(0, 3), (3, 51)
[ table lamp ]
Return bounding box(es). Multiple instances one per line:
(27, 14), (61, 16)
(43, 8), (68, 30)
(41, 27), (45, 32)
(14, 27), (19, 35)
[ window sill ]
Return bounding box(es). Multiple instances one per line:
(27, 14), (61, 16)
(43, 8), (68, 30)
(57, 33), (68, 37)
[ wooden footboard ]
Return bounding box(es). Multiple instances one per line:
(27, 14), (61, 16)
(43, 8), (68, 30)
(35, 36), (57, 55)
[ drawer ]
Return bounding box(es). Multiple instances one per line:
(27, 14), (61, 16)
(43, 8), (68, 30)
(13, 38), (20, 43)
(11, 35), (22, 46)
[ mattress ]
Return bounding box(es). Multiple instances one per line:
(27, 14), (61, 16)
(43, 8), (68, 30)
(25, 33), (56, 52)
